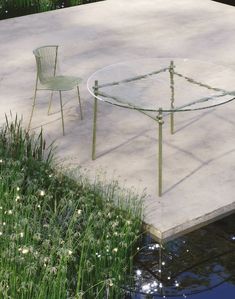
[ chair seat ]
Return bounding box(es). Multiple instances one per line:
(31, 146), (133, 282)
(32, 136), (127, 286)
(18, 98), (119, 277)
(43, 75), (82, 91)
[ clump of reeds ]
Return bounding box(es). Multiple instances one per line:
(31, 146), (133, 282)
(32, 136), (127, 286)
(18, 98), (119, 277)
(0, 0), (104, 19)
(0, 115), (143, 298)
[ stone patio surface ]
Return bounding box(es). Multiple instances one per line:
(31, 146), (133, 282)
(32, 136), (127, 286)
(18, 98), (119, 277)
(0, 0), (234, 241)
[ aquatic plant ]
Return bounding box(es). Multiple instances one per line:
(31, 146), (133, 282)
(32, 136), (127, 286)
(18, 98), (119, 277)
(0, 0), (54, 17)
(0, 0), (104, 19)
(0, 115), (143, 298)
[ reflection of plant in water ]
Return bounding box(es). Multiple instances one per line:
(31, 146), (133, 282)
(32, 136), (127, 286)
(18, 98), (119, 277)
(126, 214), (235, 297)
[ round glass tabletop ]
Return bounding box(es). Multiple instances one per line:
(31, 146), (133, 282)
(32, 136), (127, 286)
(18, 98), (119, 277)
(87, 58), (235, 112)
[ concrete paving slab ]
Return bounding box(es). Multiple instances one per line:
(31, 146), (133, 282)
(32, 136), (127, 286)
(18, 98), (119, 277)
(0, 0), (235, 241)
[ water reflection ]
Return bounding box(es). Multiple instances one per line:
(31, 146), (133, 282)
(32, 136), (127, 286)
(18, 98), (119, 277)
(125, 214), (235, 298)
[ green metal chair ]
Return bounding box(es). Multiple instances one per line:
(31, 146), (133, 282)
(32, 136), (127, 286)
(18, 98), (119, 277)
(28, 45), (83, 135)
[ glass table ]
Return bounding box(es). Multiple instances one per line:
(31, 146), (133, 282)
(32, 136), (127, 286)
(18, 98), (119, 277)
(87, 58), (235, 196)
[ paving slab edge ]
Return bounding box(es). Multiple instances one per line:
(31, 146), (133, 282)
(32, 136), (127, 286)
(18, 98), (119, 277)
(144, 201), (235, 242)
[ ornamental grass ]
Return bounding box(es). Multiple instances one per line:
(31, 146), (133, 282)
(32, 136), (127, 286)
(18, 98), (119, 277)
(0, 115), (143, 299)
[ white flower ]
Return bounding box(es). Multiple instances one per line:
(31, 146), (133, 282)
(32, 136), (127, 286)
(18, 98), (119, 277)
(16, 187), (20, 191)
(8, 210), (13, 215)
(175, 282), (180, 287)
(0, 159), (3, 163)
(44, 257), (49, 264)
(50, 267), (57, 274)
(151, 281), (158, 287)
(22, 248), (29, 254)
(112, 248), (118, 253)
(0, 232), (3, 236)
(136, 269), (142, 276)
(20, 232), (24, 238)
(68, 250), (73, 256)
(39, 190), (45, 196)
(142, 283), (150, 292)
(15, 195), (20, 202)
(77, 209), (82, 215)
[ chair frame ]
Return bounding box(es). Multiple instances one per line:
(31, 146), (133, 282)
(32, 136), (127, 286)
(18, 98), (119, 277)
(28, 45), (83, 135)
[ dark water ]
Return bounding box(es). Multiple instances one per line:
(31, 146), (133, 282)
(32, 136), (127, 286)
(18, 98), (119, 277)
(0, 0), (103, 20)
(125, 214), (235, 298)
(212, 0), (235, 7)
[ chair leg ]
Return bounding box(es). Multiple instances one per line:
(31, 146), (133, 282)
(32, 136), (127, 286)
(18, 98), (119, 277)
(59, 91), (65, 136)
(48, 91), (53, 115)
(27, 87), (37, 132)
(77, 85), (83, 120)
(92, 98), (98, 160)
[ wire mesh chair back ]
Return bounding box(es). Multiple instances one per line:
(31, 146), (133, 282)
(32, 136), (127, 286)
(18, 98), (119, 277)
(33, 45), (58, 84)
(28, 45), (83, 136)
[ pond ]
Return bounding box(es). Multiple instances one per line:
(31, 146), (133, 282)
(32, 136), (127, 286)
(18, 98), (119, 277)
(212, 0), (235, 7)
(124, 213), (235, 298)
(0, 0), (104, 20)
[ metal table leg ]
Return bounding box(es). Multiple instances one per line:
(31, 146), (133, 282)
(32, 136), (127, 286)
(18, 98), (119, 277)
(157, 108), (164, 197)
(169, 60), (175, 135)
(92, 80), (98, 160)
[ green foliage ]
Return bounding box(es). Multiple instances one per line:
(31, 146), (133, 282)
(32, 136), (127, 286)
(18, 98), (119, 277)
(0, 116), (143, 298)
(69, 0), (82, 5)
(0, 0), (104, 19)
